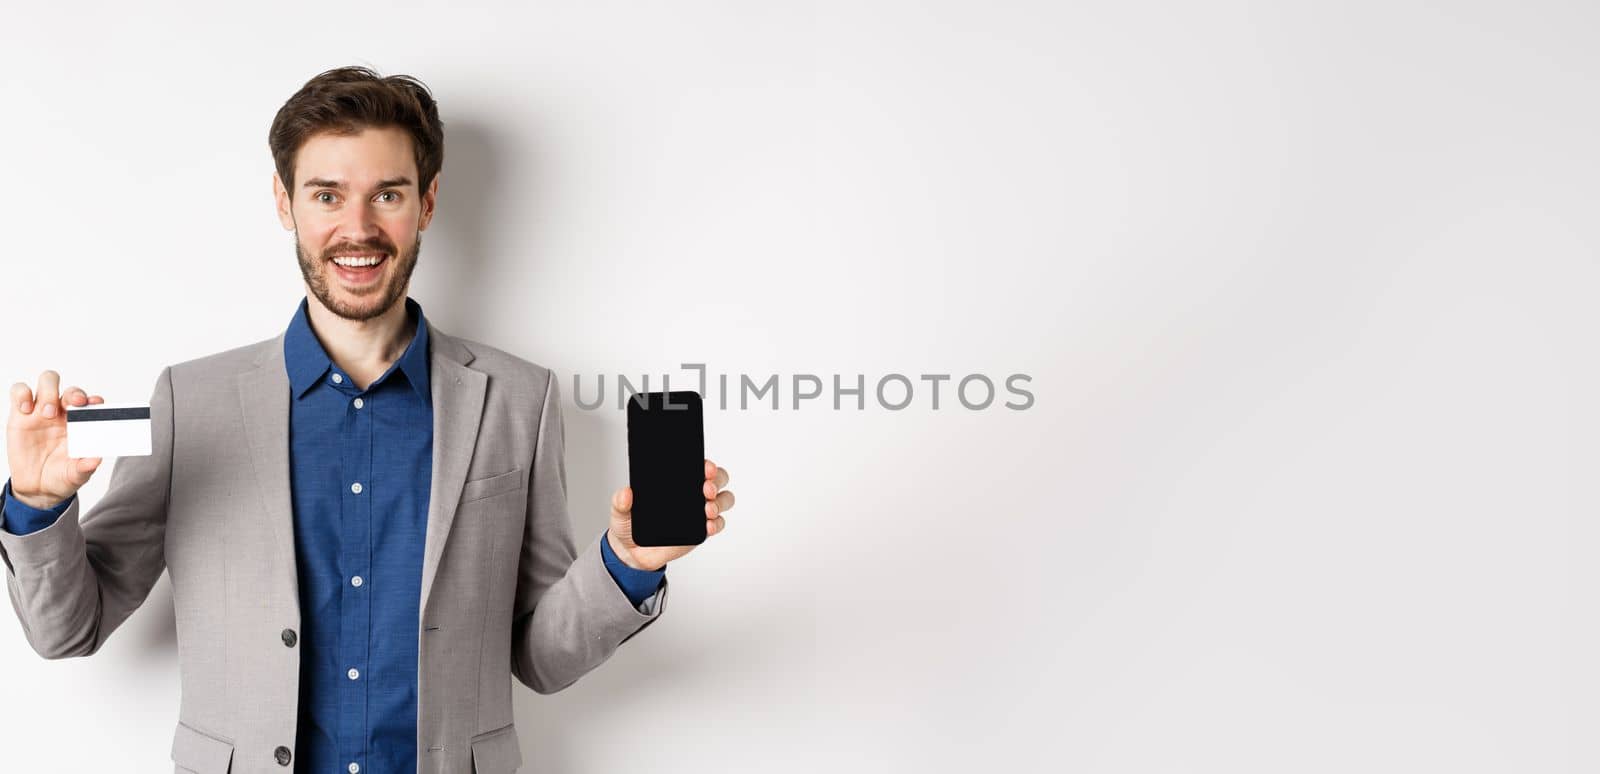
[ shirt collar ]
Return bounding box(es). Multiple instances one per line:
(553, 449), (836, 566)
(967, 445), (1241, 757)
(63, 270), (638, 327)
(283, 296), (432, 402)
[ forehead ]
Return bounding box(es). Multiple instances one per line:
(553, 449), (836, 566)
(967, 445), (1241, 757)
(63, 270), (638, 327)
(294, 126), (417, 187)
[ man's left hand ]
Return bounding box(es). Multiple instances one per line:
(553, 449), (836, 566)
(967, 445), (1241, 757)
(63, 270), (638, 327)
(608, 459), (733, 571)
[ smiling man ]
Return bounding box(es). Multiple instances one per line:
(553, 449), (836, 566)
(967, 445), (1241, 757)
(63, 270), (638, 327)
(0, 66), (734, 774)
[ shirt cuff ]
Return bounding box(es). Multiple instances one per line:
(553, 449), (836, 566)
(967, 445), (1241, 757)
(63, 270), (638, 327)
(601, 528), (666, 610)
(1, 479), (74, 536)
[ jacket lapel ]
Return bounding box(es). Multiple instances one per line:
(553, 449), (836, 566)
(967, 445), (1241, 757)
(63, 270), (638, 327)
(238, 332), (300, 607)
(419, 321), (487, 617)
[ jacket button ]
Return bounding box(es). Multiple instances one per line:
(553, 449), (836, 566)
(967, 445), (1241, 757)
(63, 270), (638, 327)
(281, 628), (297, 647)
(275, 745), (292, 765)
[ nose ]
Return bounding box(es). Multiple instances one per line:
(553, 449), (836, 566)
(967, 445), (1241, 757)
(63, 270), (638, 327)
(336, 199), (383, 245)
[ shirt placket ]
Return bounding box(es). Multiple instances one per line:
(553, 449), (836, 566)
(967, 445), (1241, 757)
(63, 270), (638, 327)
(336, 374), (372, 773)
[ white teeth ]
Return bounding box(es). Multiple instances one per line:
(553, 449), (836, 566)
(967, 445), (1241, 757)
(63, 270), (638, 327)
(332, 255), (384, 267)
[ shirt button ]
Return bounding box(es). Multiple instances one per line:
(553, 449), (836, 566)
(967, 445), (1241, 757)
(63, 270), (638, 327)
(353, 397), (364, 409)
(331, 373), (344, 384)
(350, 482), (363, 494)
(351, 575), (363, 588)
(275, 745), (292, 766)
(280, 628), (297, 647)
(349, 764), (361, 774)
(348, 667), (360, 680)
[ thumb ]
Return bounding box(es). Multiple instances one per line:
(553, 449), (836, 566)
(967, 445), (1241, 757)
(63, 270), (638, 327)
(70, 457), (102, 485)
(611, 486), (633, 520)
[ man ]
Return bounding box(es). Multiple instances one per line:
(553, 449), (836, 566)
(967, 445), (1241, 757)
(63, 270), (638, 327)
(0, 66), (734, 774)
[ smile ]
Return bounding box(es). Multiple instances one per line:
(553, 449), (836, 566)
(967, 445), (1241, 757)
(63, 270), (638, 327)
(330, 254), (387, 267)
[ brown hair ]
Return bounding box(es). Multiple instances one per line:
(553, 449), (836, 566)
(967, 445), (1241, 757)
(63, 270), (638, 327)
(268, 66), (444, 195)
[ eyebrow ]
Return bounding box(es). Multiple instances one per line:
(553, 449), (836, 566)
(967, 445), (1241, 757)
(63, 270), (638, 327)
(301, 176), (414, 191)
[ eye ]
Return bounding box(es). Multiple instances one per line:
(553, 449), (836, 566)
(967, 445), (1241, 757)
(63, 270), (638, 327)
(315, 191), (338, 205)
(376, 190), (400, 203)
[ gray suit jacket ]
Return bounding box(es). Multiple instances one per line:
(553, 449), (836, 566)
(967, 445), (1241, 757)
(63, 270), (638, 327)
(0, 317), (669, 773)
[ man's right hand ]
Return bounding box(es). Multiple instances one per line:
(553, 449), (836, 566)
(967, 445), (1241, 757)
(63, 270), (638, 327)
(7, 370), (107, 511)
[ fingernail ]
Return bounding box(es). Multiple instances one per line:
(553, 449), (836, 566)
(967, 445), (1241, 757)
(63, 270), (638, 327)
(42, 403), (55, 418)
(19, 401), (31, 413)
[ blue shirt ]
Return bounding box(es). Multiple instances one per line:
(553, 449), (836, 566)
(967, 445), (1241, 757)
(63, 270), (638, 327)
(2, 295), (665, 771)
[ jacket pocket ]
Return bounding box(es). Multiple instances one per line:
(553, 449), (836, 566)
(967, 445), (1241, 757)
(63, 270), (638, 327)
(471, 722), (524, 773)
(461, 467), (523, 503)
(171, 720), (234, 774)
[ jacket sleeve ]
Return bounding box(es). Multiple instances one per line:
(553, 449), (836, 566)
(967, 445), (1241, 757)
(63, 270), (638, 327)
(510, 369), (667, 694)
(0, 366), (174, 659)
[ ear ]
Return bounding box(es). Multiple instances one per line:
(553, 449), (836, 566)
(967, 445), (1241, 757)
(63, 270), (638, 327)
(418, 174), (439, 232)
(273, 172), (295, 231)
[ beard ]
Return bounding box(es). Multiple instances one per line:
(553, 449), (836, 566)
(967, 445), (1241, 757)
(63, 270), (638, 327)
(296, 232), (421, 322)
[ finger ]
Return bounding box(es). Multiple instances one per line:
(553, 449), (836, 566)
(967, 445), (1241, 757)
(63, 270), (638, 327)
(708, 514), (726, 536)
(714, 465), (729, 489)
(88, 395), (105, 405)
(10, 382), (33, 414)
(35, 370), (61, 418)
(705, 476), (732, 499)
(704, 459), (717, 480)
(61, 386), (89, 407)
(704, 490), (734, 516)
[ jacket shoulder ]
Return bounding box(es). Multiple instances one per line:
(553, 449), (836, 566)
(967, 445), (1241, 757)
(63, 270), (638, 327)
(447, 334), (555, 391)
(169, 335), (279, 376)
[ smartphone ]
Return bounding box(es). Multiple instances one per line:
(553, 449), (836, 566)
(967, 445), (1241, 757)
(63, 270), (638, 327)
(626, 390), (707, 547)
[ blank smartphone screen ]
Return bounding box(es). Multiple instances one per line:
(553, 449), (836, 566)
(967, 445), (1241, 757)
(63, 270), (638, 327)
(627, 390), (707, 546)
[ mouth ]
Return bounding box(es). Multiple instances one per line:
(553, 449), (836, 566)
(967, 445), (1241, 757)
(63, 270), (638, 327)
(327, 253), (389, 285)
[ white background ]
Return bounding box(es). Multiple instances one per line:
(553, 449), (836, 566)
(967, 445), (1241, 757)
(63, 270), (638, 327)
(2, 1), (1597, 771)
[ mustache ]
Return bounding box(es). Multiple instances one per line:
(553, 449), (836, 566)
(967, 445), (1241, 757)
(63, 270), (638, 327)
(321, 240), (396, 258)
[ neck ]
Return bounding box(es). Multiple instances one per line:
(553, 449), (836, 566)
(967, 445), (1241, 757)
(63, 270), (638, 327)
(302, 291), (415, 390)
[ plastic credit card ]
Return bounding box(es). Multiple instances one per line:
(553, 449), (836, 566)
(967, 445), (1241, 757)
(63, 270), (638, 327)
(65, 402), (152, 458)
